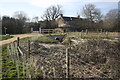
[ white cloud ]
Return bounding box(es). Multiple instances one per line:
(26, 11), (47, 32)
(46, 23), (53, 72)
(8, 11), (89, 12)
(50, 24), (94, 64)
(1, 0), (119, 8)
(0, 0), (28, 3)
(97, 3), (118, 9)
(27, 0), (119, 8)
(85, 0), (119, 2)
(27, 0), (75, 8)
(1, 0), (119, 18)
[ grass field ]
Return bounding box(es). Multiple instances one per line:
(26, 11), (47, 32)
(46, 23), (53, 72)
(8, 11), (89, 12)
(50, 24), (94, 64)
(35, 36), (58, 43)
(67, 32), (119, 40)
(1, 45), (27, 78)
(0, 35), (14, 41)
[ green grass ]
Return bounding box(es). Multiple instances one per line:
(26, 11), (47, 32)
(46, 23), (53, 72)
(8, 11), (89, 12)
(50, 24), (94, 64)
(20, 37), (31, 42)
(1, 45), (26, 78)
(0, 36), (14, 41)
(67, 32), (119, 40)
(35, 37), (58, 43)
(79, 68), (87, 71)
(1, 44), (43, 78)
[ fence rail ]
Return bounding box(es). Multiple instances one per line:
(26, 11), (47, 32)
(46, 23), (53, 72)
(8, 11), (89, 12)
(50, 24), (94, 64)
(40, 29), (55, 34)
(41, 29), (55, 33)
(39, 28), (64, 34)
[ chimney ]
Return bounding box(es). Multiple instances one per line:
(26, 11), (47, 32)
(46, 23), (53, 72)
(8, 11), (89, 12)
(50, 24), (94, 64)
(77, 15), (80, 19)
(60, 14), (63, 17)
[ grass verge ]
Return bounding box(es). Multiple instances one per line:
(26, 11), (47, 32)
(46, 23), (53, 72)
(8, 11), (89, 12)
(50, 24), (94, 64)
(0, 36), (14, 41)
(1, 45), (26, 78)
(20, 37), (31, 42)
(35, 36), (58, 43)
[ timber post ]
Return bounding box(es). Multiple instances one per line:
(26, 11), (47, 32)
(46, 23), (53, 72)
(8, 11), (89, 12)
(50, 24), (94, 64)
(85, 29), (88, 34)
(17, 37), (20, 47)
(66, 48), (70, 79)
(28, 40), (30, 55)
(39, 27), (41, 34)
(106, 31), (108, 38)
(81, 30), (83, 38)
(100, 29), (103, 34)
(31, 28), (33, 33)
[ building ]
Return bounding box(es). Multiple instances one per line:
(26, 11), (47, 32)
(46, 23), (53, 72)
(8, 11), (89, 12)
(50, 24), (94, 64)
(57, 14), (91, 32)
(57, 14), (80, 27)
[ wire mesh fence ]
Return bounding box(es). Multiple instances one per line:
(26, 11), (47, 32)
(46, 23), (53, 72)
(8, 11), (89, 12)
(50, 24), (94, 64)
(2, 31), (120, 79)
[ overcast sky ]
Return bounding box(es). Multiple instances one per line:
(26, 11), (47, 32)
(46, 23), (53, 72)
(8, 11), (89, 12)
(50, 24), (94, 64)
(0, 0), (119, 21)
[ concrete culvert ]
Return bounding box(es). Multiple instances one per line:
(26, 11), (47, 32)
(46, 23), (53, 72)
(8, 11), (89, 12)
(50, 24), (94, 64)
(48, 35), (65, 42)
(55, 37), (60, 41)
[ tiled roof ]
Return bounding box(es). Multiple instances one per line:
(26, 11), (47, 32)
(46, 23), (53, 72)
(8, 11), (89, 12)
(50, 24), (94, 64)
(62, 16), (79, 21)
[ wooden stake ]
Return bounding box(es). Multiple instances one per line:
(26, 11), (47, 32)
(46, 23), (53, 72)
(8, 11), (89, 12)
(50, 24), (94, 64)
(31, 28), (33, 33)
(66, 48), (70, 79)
(39, 27), (41, 34)
(17, 37), (20, 47)
(100, 29), (102, 34)
(53, 67), (56, 78)
(28, 40), (30, 55)
(106, 31), (108, 38)
(85, 29), (88, 35)
(81, 30), (83, 38)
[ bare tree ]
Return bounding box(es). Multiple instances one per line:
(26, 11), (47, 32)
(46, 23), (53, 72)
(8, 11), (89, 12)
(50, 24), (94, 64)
(105, 9), (118, 21)
(104, 9), (118, 31)
(13, 11), (28, 22)
(82, 4), (102, 22)
(13, 11), (30, 33)
(42, 5), (62, 21)
(32, 17), (39, 22)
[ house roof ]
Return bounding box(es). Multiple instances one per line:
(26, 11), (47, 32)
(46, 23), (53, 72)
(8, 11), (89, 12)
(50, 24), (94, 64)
(62, 16), (79, 21)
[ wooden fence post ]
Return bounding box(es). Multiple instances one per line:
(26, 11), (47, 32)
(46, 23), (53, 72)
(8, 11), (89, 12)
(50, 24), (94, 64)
(81, 30), (83, 38)
(97, 29), (99, 35)
(85, 29), (88, 35)
(17, 37), (20, 47)
(48, 29), (50, 34)
(31, 28), (33, 33)
(28, 40), (30, 54)
(106, 31), (108, 38)
(100, 29), (102, 34)
(53, 67), (56, 78)
(66, 48), (70, 79)
(39, 27), (41, 34)
(28, 40), (31, 78)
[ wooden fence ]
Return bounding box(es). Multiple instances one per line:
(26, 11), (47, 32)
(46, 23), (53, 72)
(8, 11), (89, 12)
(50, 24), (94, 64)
(40, 29), (55, 34)
(39, 28), (64, 34)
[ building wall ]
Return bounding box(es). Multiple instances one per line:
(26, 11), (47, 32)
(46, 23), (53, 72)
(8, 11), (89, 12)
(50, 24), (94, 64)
(58, 17), (66, 27)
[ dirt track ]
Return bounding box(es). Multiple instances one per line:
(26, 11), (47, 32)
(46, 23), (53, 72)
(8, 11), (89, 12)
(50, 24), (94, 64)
(0, 32), (42, 46)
